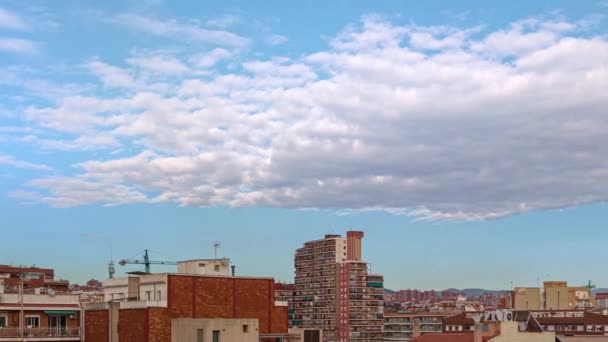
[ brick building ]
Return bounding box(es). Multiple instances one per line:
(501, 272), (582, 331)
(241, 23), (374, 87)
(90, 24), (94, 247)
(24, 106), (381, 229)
(84, 272), (289, 342)
(292, 231), (384, 342)
(0, 265), (70, 293)
(0, 265), (81, 341)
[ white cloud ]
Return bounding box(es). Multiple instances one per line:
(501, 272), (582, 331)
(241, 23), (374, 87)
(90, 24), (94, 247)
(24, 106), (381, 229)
(115, 14), (249, 47)
(0, 7), (28, 30)
(0, 38), (37, 53)
(12, 14), (608, 221)
(189, 48), (233, 69)
(206, 14), (242, 29)
(0, 154), (51, 171)
(267, 34), (288, 45)
(127, 52), (189, 75)
(85, 59), (135, 89)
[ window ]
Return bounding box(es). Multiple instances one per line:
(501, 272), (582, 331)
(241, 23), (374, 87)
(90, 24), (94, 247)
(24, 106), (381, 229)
(212, 330), (220, 342)
(0, 315), (7, 327)
(214, 265), (220, 272)
(156, 291), (162, 300)
(197, 329), (204, 342)
(146, 291), (151, 300)
(25, 316), (40, 328)
(242, 324), (248, 333)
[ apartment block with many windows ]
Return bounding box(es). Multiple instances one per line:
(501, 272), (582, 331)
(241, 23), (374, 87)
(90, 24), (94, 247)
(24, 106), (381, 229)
(292, 231), (384, 342)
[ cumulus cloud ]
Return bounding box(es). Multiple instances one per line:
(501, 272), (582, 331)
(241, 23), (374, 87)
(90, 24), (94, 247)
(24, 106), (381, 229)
(12, 14), (608, 221)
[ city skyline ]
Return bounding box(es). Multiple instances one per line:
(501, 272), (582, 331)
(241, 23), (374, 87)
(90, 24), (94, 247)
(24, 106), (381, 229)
(2, 0), (608, 291)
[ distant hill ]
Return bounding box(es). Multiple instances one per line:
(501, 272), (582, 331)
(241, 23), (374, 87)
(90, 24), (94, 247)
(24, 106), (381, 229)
(387, 287), (607, 297)
(441, 288), (505, 297)
(385, 288), (505, 297)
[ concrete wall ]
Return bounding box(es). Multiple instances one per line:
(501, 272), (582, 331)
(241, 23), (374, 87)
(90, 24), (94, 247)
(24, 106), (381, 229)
(514, 288), (541, 310)
(489, 322), (554, 342)
(171, 318), (259, 342)
(0, 293), (80, 305)
(177, 259), (231, 276)
(545, 287), (569, 310)
(103, 277), (140, 301)
(139, 274), (168, 301)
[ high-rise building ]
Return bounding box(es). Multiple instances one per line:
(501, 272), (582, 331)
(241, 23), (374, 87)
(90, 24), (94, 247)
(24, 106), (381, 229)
(292, 231), (384, 342)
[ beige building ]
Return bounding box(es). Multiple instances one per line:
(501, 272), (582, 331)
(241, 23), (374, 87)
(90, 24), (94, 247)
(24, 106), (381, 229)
(544, 281), (570, 310)
(514, 287), (541, 310)
(513, 281), (592, 310)
(172, 318), (258, 342)
(176, 258), (231, 276)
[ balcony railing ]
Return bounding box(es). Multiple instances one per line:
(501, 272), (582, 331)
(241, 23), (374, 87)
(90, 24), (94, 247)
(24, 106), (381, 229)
(0, 327), (81, 338)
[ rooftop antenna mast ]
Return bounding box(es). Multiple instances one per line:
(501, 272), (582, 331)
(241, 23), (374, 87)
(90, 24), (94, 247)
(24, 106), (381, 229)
(214, 242), (221, 259)
(108, 245), (115, 279)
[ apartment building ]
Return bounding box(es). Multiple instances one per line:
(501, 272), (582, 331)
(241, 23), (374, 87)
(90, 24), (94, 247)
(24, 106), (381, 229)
(0, 265), (81, 341)
(85, 266), (289, 342)
(514, 281), (593, 310)
(0, 265), (70, 293)
(383, 313), (448, 341)
(275, 283), (296, 327)
(596, 293), (608, 309)
(292, 231), (384, 342)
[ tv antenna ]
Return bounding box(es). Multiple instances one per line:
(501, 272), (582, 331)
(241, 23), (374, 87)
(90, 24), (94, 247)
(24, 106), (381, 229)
(213, 242), (221, 259)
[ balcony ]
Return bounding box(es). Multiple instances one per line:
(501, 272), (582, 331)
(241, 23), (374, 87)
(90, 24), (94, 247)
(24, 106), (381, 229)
(0, 327), (81, 341)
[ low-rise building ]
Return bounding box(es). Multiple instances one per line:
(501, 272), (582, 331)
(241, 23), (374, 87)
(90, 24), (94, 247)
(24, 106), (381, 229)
(383, 313), (448, 341)
(413, 317), (554, 342)
(85, 271), (289, 342)
(0, 266), (81, 342)
(596, 293), (608, 309)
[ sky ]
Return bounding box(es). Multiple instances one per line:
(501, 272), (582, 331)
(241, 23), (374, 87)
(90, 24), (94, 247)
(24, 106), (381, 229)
(1, 0), (608, 290)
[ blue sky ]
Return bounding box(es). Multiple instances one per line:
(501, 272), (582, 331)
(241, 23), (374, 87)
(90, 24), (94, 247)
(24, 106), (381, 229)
(1, 0), (608, 290)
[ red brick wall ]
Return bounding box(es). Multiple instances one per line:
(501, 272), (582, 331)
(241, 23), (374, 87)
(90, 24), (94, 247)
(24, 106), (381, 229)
(85, 310), (109, 342)
(148, 308), (171, 342)
(167, 275), (193, 317)
(166, 275), (288, 335)
(118, 309), (147, 342)
(234, 278), (272, 334)
(271, 306), (288, 333)
(194, 277), (233, 318)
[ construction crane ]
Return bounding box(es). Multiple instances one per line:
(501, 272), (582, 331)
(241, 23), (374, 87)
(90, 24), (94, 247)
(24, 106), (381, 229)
(118, 250), (177, 273)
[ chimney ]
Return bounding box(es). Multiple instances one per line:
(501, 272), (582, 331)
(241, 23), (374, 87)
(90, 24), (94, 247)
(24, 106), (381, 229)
(412, 319), (421, 338)
(231, 265), (236, 276)
(474, 323), (483, 342)
(346, 231), (364, 261)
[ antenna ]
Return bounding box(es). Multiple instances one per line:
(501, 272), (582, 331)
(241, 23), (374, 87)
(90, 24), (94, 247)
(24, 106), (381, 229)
(213, 242), (221, 259)
(108, 260), (115, 279)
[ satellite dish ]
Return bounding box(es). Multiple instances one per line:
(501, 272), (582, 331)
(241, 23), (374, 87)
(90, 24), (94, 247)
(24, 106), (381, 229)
(48, 288), (56, 297)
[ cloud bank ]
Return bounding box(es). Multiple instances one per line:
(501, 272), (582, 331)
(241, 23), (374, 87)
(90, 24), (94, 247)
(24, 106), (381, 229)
(9, 14), (608, 221)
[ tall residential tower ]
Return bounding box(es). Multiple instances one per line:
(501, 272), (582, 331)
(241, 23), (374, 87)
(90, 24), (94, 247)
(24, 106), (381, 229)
(292, 231), (384, 341)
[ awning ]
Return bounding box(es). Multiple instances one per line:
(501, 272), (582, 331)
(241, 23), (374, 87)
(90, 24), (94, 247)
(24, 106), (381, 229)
(44, 310), (77, 316)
